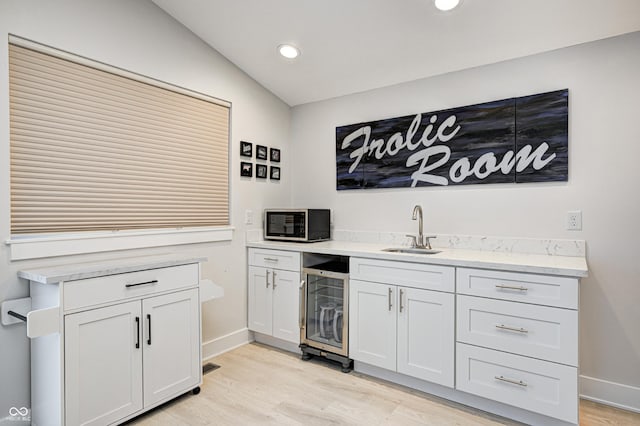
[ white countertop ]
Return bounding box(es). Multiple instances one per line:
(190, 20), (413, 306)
(247, 240), (588, 278)
(18, 254), (207, 284)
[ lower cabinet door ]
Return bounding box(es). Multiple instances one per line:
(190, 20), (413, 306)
(272, 269), (301, 344)
(142, 288), (201, 407)
(248, 266), (273, 335)
(65, 301), (143, 426)
(456, 343), (578, 424)
(397, 287), (454, 387)
(349, 280), (396, 370)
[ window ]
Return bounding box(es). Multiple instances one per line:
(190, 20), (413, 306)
(9, 38), (230, 235)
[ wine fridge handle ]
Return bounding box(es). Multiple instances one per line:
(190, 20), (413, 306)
(299, 280), (306, 329)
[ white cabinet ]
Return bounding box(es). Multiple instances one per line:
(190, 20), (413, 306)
(64, 301), (143, 426)
(455, 267), (580, 424)
(397, 286), (454, 384)
(142, 290), (200, 407)
(248, 248), (301, 344)
(349, 258), (455, 388)
(21, 258), (204, 426)
(349, 280), (396, 370)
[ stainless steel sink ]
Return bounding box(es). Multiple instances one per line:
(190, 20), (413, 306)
(382, 247), (441, 255)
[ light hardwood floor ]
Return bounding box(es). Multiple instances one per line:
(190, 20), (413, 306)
(128, 343), (640, 425)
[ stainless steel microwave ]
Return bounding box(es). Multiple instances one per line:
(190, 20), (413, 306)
(264, 209), (331, 242)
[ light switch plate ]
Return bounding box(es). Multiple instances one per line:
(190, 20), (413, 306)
(245, 210), (253, 225)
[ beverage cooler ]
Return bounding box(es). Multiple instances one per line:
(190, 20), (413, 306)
(300, 254), (352, 372)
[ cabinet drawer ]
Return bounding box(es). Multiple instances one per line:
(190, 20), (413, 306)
(248, 248), (300, 272)
(457, 295), (577, 366)
(456, 268), (578, 309)
(64, 263), (199, 311)
(456, 343), (578, 424)
(350, 257), (454, 292)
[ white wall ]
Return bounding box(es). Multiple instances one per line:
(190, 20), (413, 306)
(0, 0), (291, 415)
(291, 32), (640, 406)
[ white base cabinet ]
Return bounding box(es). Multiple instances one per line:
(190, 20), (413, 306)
(349, 258), (455, 388)
(21, 258), (204, 426)
(456, 267), (580, 424)
(65, 301), (143, 426)
(248, 248), (301, 344)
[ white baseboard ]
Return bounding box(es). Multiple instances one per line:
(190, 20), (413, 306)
(253, 333), (301, 354)
(202, 328), (253, 361)
(580, 375), (640, 413)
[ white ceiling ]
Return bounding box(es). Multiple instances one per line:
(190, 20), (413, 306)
(152, 0), (640, 106)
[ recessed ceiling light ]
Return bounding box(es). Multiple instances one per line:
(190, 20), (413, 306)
(278, 44), (300, 59)
(434, 0), (460, 11)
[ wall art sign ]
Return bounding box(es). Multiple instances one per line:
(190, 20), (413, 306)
(336, 89), (568, 190)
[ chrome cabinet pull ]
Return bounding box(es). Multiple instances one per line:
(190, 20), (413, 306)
(266, 270), (270, 288)
(388, 287), (393, 311)
(399, 289), (404, 313)
(272, 271), (277, 289)
(495, 284), (528, 292)
(135, 316), (140, 349)
(299, 280), (306, 329)
(264, 257), (279, 262)
(125, 279), (158, 288)
(495, 375), (527, 387)
(495, 324), (528, 333)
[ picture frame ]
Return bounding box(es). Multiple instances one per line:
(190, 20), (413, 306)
(256, 164), (268, 179)
(270, 148), (281, 163)
(256, 145), (268, 160)
(240, 141), (253, 157)
(270, 166), (281, 181)
(240, 161), (253, 177)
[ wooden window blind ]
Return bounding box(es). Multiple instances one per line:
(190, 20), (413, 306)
(9, 41), (230, 234)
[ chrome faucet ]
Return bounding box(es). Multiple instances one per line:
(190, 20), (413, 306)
(412, 205), (424, 248)
(407, 205), (436, 249)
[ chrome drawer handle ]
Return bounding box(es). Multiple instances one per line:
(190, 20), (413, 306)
(495, 375), (527, 387)
(399, 289), (404, 313)
(264, 257), (279, 262)
(125, 279), (158, 288)
(495, 284), (528, 291)
(388, 288), (393, 311)
(496, 324), (528, 333)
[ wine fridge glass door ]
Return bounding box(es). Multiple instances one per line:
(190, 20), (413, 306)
(305, 272), (345, 351)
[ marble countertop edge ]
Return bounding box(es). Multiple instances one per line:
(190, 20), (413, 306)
(18, 254), (208, 284)
(246, 240), (588, 278)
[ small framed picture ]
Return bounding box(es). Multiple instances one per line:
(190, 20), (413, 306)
(256, 164), (268, 179)
(240, 141), (252, 157)
(256, 145), (268, 160)
(270, 148), (281, 163)
(240, 162), (253, 177)
(270, 166), (281, 181)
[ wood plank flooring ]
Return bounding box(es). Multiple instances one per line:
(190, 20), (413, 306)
(127, 343), (640, 425)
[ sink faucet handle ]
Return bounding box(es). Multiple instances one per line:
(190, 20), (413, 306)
(405, 234), (418, 248)
(424, 235), (437, 250)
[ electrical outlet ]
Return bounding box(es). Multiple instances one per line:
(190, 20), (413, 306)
(567, 210), (582, 230)
(245, 209), (253, 225)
